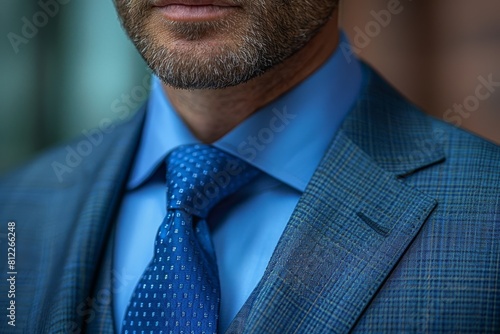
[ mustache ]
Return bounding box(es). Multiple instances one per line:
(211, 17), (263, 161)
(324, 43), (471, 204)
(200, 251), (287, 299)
(148, 0), (244, 6)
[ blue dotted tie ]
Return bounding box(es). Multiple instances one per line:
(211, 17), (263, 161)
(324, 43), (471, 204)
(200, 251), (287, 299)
(122, 144), (260, 334)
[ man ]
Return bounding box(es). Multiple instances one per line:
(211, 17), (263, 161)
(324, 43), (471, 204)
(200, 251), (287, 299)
(1, 0), (499, 333)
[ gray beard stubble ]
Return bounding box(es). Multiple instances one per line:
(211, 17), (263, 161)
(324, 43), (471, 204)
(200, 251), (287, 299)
(116, 0), (338, 89)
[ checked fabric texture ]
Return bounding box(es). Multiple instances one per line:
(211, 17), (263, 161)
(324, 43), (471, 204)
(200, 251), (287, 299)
(122, 144), (260, 334)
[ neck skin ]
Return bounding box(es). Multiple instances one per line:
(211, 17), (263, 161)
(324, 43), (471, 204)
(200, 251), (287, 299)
(163, 12), (340, 143)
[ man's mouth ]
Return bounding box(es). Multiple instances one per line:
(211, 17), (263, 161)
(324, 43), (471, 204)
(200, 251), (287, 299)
(152, 0), (240, 22)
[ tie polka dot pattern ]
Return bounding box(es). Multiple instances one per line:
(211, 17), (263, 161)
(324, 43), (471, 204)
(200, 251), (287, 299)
(122, 144), (260, 334)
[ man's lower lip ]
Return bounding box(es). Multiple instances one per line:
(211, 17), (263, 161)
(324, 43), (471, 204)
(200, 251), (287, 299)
(156, 5), (238, 22)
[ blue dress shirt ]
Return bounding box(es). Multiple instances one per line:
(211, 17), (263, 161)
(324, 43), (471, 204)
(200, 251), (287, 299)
(113, 32), (364, 332)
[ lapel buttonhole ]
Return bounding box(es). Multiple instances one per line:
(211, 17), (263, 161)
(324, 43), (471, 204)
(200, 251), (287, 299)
(357, 212), (390, 237)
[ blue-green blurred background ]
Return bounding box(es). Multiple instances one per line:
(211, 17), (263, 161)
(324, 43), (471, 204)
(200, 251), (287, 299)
(1, 0), (147, 173)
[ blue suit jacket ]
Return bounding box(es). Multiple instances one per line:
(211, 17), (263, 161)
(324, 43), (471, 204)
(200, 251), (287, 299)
(1, 64), (499, 333)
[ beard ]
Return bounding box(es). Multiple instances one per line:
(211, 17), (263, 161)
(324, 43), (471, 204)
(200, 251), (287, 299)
(114, 0), (339, 89)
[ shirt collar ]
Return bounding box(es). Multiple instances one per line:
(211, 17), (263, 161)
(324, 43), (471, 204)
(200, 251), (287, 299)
(127, 32), (363, 192)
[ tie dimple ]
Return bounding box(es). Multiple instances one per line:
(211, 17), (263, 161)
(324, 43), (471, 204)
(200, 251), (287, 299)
(122, 144), (259, 334)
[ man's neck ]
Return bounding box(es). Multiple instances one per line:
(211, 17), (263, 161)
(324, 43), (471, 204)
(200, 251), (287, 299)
(163, 13), (340, 143)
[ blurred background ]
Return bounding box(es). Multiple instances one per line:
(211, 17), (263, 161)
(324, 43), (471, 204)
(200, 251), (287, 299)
(1, 0), (499, 173)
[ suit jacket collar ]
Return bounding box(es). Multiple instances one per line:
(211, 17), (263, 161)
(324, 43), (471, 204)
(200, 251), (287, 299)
(340, 63), (445, 176)
(225, 63), (445, 333)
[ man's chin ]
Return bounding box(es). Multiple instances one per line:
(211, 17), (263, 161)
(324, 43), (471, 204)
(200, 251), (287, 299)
(147, 8), (242, 42)
(135, 14), (269, 89)
(155, 69), (257, 90)
(152, 54), (262, 90)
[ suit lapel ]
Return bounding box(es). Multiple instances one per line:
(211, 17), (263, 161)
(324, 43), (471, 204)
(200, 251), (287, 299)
(43, 107), (145, 333)
(227, 64), (446, 334)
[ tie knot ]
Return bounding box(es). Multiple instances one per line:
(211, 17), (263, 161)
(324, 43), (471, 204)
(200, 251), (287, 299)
(165, 144), (259, 218)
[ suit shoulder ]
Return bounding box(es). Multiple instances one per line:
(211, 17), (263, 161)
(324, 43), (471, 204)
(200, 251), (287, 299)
(429, 116), (500, 166)
(0, 108), (145, 191)
(365, 62), (500, 166)
(408, 116), (500, 199)
(0, 142), (73, 190)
